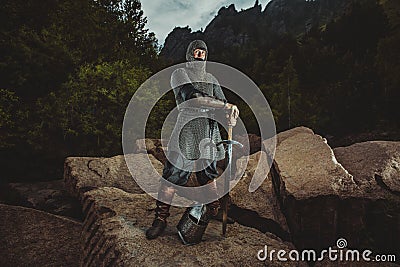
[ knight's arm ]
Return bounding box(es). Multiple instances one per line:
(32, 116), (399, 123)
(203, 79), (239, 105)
(171, 68), (228, 109)
(194, 74), (229, 108)
(184, 84), (228, 109)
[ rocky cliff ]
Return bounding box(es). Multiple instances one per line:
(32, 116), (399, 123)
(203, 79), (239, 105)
(160, 0), (350, 62)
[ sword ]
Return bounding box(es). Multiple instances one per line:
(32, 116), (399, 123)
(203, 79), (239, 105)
(223, 126), (233, 236)
(217, 126), (243, 236)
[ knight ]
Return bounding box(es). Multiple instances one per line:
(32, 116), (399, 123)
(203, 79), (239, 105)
(145, 40), (239, 240)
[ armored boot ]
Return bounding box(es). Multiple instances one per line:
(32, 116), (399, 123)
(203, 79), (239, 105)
(146, 184), (176, 240)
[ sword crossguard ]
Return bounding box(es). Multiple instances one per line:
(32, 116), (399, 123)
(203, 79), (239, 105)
(216, 140), (244, 148)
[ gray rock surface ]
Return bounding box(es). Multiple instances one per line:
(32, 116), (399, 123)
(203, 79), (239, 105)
(275, 126), (314, 146)
(0, 203), (81, 267)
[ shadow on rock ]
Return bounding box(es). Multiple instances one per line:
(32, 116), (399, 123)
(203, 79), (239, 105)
(229, 203), (292, 242)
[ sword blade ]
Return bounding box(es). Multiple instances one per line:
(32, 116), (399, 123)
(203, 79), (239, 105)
(222, 126), (233, 236)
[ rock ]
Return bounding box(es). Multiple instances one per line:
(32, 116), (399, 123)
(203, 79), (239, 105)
(80, 186), (306, 266)
(135, 138), (168, 164)
(230, 151), (290, 241)
(64, 154), (164, 201)
(275, 126), (314, 146)
(270, 127), (357, 250)
(270, 127), (400, 260)
(0, 179), (83, 221)
(0, 203), (81, 266)
(333, 141), (400, 197)
(233, 133), (262, 157)
(134, 138), (159, 153)
(333, 141), (400, 259)
(273, 129), (358, 200)
(61, 127), (400, 265)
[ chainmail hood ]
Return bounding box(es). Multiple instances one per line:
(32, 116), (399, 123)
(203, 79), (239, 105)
(185, 40), (208, 73)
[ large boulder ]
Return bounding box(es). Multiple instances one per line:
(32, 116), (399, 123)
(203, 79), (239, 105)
(80, 186), (306, 266)
(269, 127), (358, 250)
(273, 129), (359, 200)
(269, 127), (400, 259)
(333, 141), (400, 198)
(64, 154), (164, 201)
(62, 126), (400, 265)
(0, 203), (81, 266)
(333, 141), (400, 258)
(272, 128), (358, 249)
(275, 126), (314, 146)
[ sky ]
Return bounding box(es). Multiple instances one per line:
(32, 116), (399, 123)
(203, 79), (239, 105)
(141, 0), (271, 46)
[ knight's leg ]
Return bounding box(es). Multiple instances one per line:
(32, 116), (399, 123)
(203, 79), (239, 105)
(146, 153), (191, 240)
(146, 181), (176, 239)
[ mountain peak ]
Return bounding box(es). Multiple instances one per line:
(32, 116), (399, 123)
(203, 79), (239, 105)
(161, 0), (349, 62)
(218, 4), (237, 16)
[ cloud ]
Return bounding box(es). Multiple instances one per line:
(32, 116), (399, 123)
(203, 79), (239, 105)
(141, 0), (270, 46)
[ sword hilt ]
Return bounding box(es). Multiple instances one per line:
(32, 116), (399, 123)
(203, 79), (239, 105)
(228, 125), (233, 141)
